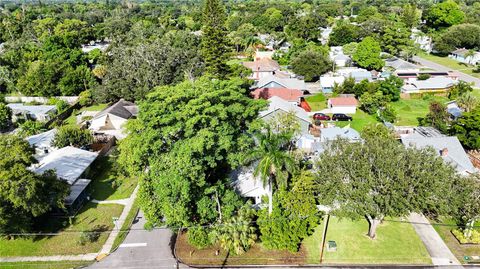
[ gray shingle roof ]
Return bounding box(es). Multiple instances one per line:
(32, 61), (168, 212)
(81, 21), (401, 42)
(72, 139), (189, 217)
(259, 96), (310, 123)
(94, 99), (137, 120)
(401, 136), (476, 174)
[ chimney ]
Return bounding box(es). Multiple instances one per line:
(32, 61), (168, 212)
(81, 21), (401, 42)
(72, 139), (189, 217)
(440, 148), (448, 157)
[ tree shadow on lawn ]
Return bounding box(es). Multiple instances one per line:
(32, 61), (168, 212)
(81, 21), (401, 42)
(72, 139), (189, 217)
(30, 202), (102, 243)
(87, 156), (118, 200)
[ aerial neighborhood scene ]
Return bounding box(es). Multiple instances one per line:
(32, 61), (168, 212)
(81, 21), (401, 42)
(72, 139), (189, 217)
(2, 0), (480, 268)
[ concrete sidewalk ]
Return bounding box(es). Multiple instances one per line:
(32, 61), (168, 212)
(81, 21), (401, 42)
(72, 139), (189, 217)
(98, 185), (139, 255)
(408, 213), (463, 267)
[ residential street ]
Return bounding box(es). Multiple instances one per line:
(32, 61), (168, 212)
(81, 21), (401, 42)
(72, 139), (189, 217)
(89, 210), (183, 269)
(413, 56), (480, 88)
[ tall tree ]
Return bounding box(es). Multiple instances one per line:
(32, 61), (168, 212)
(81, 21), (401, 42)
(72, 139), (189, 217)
(451, 108), (480, 150)
(424, 0), (465, 29)
(244, 128), (296, 215)
(201, 0), (230, 78)
(382, 22), (414, 56)
(353, 37), (384, 70)
(421, 101), (450, 133)
(314, 126), (459, 239)
(291, 50), (332, 82)
(118, 77), (263, 227)
(0, 135), (69, 234)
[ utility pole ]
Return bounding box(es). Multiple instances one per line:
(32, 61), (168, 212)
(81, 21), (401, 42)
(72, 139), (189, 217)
(319, 214), (330, 263)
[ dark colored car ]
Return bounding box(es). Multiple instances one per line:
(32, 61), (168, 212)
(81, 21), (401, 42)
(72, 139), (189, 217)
(313, 113), (331, 121)
(332, 113), (352, 121)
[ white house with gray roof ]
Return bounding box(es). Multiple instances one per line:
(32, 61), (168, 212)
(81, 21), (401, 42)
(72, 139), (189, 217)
(230, 163), (270, 206)
(401, 135), (476, 175)
(259, 96), (311, 134)
(402, 77), (457, 93)
(26, 129), (57, 160)
(7, 103), (56, 122)
(89, 99), (138, 139)
(254, 75), (307, 91)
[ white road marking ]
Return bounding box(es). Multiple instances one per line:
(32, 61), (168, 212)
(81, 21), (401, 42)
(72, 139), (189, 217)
(118, 243), (148, 248)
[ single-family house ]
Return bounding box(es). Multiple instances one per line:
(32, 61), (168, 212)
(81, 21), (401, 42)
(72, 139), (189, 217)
(259, 96), (311, 134)
(7, 103), (56, 122)
(26, 129), (57, 160)
(397, 71), (459, 81)
(401, 135), (476, 175)
(319, 126), (361, 142)
(253, 75), (307, 91)
(33, 146), (99, 212)
(251, 88), (304, 104)
(320, 76), (345, 94)
(385, 58), (420, 73)
(230, 164), (270, 206)
(327, 97), (358, 114)
(333, 54), (352, 68)
(402, 77), (457, 93)
(89, 99), (138, 139)
(242, 58), (281, 80)
(449, 48), (480, 65)
(411, 29), (433, 53)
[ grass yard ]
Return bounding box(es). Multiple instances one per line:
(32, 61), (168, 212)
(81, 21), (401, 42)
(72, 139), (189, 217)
(322, 217), (431, 264)
(418, 53), (480, 79)
(302, 225), (325, 264)
(111, 198), (139, 250)
(176, 232), (308, 265)
(334, 110), (377, 132)
(88, 155), (138, 201)
(0, 261), (92, 269)
(305, 93), (327, 111)
(389, 96), (449, 126)
(432, 217), (480, 263)
(0, 203), (123, 257)
(64, 103), (108, 126)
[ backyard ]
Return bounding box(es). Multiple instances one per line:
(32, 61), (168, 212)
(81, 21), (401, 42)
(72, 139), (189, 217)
(389, 95), (449, 126)
(64, 103), (108, 126)
(0, 202), (123, 257)
(322, 217), (431, 264)
(432, 217), (480, 263)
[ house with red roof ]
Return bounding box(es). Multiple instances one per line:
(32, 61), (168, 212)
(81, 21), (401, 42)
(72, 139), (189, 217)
(327, 96), (358, 114)
(250, 75), (307, 104)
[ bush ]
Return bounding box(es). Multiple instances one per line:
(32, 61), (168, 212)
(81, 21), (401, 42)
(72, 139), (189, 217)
(187, 227), (213, 249)
(378, 105), (397, 123)
(78, 230), (101, 245)
(53, 125), (93, 148)
(452, 229), (480, 244)
(79, 90), (93, 106)
(417, 74), (431, 80)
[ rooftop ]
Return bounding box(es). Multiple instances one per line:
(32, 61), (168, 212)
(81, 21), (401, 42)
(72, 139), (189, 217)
(255, 75), (306, 90)
(259, 96), (310, 123)
(404, 77), (456, 91)
(385, 58), (419, 71)
(401, 135), (476, 175)
(243, 58), (280, 72)
(328, 97), (359, 106)
(251, 88), (304, 102)
(7, 103), (56, 115)
(94, 99), (137, 120)
(321, 127), (361, 141)
(27, 129), (57, 150)
(33, 146), (99, 185)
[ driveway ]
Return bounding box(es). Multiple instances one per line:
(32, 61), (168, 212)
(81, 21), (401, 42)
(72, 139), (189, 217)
(89, 210), (184, 269)
(413, 56), (480, 88)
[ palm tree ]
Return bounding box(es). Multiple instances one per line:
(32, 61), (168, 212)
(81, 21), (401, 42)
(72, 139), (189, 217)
(245, 128), (296, 215)
(214, 214), (257, 255)
(457, 92), (479, 113)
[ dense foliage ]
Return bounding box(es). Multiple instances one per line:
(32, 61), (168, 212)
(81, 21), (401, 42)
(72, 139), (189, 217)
(53, 125), (93, 148)
(0, 135), (69, 234)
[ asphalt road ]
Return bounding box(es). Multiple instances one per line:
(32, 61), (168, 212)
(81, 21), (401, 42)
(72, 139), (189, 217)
(412, 56), (480, 88)
(89, 210), (182, 269)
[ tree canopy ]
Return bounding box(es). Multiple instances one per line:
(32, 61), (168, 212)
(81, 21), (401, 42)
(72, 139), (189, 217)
(352, 37), (384, 71)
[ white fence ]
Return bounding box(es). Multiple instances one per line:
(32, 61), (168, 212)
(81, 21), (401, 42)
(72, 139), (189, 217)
(5, 96), (79, 104)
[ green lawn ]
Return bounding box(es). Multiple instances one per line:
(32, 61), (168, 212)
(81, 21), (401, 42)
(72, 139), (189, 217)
(64, 103), (108, 126)
(305, 93), (327, 111)
(112, 198), (139, 250)
(88, 155), (138, 201)
(0, 261), (92, 269)
(389, 96), (449, 126)
(335, 110), (378, 132)
(418, 53), (480, 79)
(0, 203), (123, 257)
(322, 217), (431, 264)
(432, 217), (480, 263)
(302, 224), (325, 264)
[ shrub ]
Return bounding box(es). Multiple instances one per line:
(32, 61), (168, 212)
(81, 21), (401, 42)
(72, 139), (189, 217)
(79, 90), (93, 106)
(187, 227), (213, 249)
(452, 229), (480, 244)
(417, 74), (431, 80)
(378, 105), (397, 123)
(53, 125), (93, 148)
(78, 230), (100, 245)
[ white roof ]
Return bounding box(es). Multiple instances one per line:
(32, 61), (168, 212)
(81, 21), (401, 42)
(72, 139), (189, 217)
(321, 127), (361, 142)
(27, 129), (56, 149)
(320, 76), (345, 88)
(33, 146), (98, 185)
(230, 164), (270, 198)
(405, 77), (456, 91)
(259, 96), (310, 123)
(255, 75), (306, 90)
(7, 103), (56, 115)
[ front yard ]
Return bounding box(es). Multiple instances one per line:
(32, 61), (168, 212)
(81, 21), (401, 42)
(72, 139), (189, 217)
(322, 217), (431, 264)
(0, 261), (92, 269)
(432, 217), (480, 263)
(0, 202), (123, 257)
(418, 53), (480, 79)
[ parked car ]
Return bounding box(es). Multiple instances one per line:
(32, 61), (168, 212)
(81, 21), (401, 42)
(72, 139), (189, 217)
(313, 113), (330, 121)
(332, 113), (352, 121)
